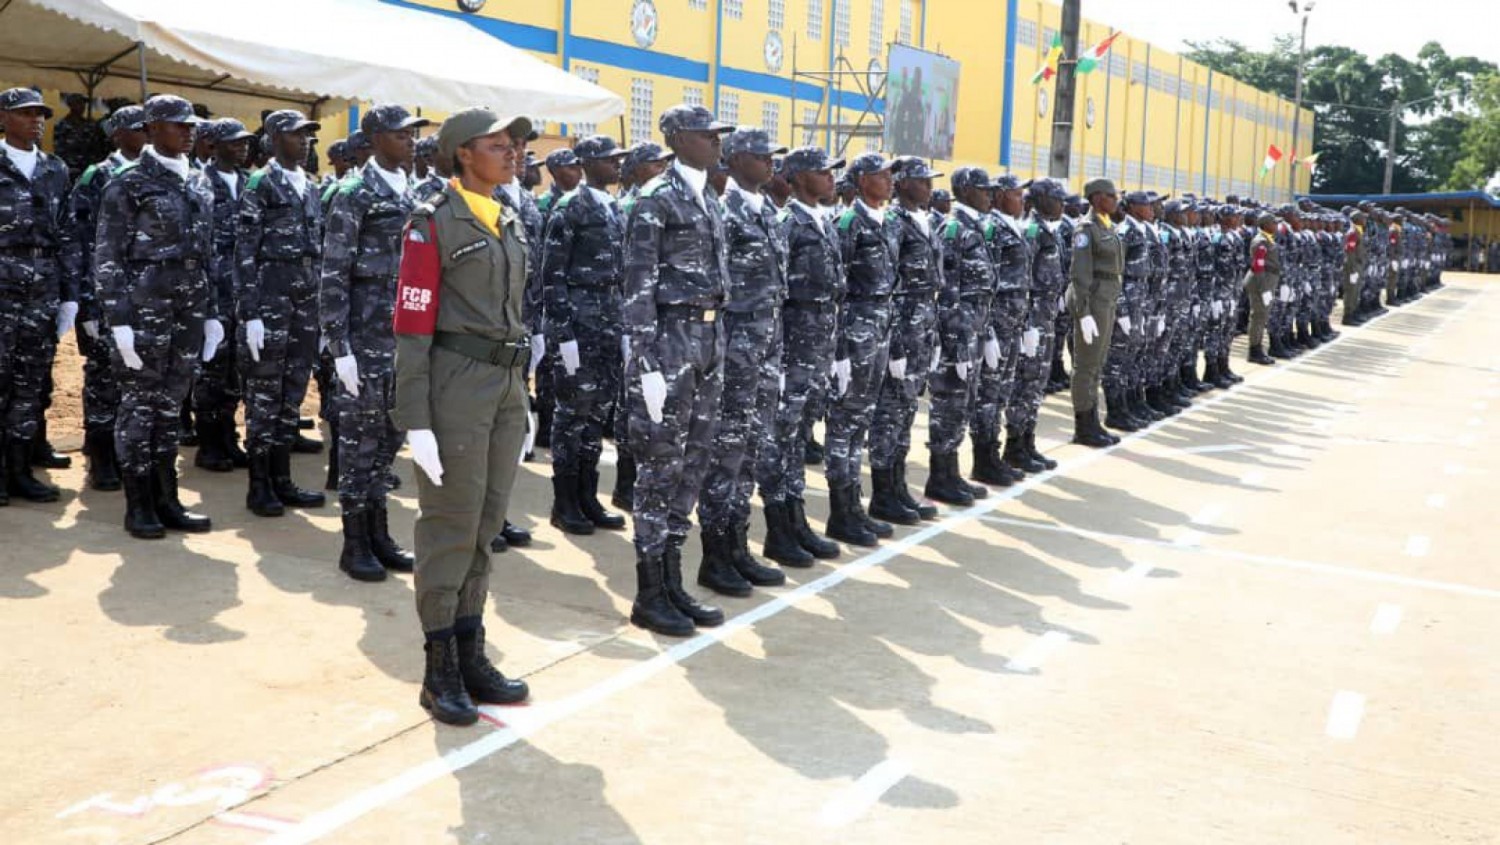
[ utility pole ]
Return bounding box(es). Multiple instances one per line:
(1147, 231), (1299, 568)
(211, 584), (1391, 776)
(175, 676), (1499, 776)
(1288, 1), (1313, 203)
(1383, 99), (1399, 193)
(1048, 0), (1081, 179)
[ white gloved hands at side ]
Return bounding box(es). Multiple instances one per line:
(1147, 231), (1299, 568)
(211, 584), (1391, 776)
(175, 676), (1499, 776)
(1080, 315), (1099, 345)
(1211, 301), (1223, 319)
(560, 339), (580, 376)
(833, 358), (852, 396)
(1279, 284), (1292, 302)
(1020, 328), (1041, 357)
(620, 335), (631, 366)
(335, 354), (360, 397)
(406, 429), (443, 486)
(1154, 315), (1166, 337)
(641, 371), (667, 422)
(930, 346), (941, 373)
(1351, 272), (1360, 284)
(982, 337), (1001, 369)
(955, 360), (972, 381)
(888, 357), (906, 379)
(1261, 290), (1273, 306)
(112, 325), (143, 370)
(56, 301), (78, 340)
(1116, 314), (1132, 334)
(245, 318), (266, 362)
(82, 319), (100, 340)
(529, 334), (545, 373)
(201, 318), (224, 362)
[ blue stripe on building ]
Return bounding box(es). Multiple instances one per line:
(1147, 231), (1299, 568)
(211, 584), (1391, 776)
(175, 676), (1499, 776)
(999, 0), (1019, 167)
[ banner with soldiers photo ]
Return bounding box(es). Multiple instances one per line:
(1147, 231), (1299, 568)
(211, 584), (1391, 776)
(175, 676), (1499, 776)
(882, 43), (960, 161)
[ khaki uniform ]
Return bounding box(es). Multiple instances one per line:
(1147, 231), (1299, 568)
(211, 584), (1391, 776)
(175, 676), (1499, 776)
(392, 184), (530, 634)
(1066, 211), (1124, 412)
(1340, 224), (1368, 324)
(1243, 231), (1281, 348)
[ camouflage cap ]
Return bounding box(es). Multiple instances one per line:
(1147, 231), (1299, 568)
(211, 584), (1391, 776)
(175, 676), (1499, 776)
(264, 109), (319, 135)
(436, 108), (532, 165)
(991, 173), (1023, 192)
(1258, 211), (1279, 227)
(1275, 203), (1299, 216)
(891, 155), (942, 181)
(659, 104), (733, 137)
(413, 136), (439, 158)
(931, 188), (953, 203)
(1083, 178), (1117, 198)
(103, 105), (147, 135)
(208, 117), (254, 144)
(623, 142), (673, 177)
(573, 135), (629, 160)
(1025, 178), (1067, 201)
(545, 148), (582, 169)
(951, 166), (992, 192)
(845, 152), (894, 180)
(141, 95), (202, 125)
(781, 146), (844, 178)
(346, 131), (372, 152)
(326, 140), (351, 162)
(1123, 190), (1153, 206)
(722, 127), (789, 158)
(361, 104), (430, 136)
(0, 87), (52, 117)
(1163, 199), (1185, 215)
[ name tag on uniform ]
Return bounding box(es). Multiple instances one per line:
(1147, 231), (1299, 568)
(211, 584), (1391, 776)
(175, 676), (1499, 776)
(451, 240), (487, 262)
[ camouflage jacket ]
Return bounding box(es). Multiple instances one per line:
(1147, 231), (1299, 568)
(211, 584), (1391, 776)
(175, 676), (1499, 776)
(834, 200), (899, 300)
(940, 205), (997, 300)
(412, 173), (445, 205)
(234, 160), (323, 321)
(0, 146), (82, 303)
(988, 212), (1031, 293)
(721, 184), (788, 313)
(68, 152), (130, 321)
(890, 203), (942, 297)
(497, 182), (545, 326)
(92, 151), (215, 326)
(540, 184), (624, 341)
(1191, 227), (1217, 303)
(52, 115), (107, 180)
(203, 166), (248, 314)
(1023, 213), (1067, 300)
(1162, 223), (1193, 308)
(778, 200), (842, 305)
(320, 160), (417, 359)
(1116, 215), (1152, 297)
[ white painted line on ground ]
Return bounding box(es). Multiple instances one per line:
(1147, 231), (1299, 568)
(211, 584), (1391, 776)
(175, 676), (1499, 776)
(216, 812), (296, 833)
(818, 760), (912, 827)
(1425, 493), (1447, 509)
(1240, 470), (1267, 487)
(1173, 529), (1205, 548)
(257, 290), (1471, 845)
(1111, 561), (1156, 587)
(1370, 604), (1403, 635)
(1179, 444), (1250, 456)
(1191, 504), (1226, 526)
(1405, 535), (1431, 558)
(1271, 444), (1306, 457)
(1005, 631), (1072, 673)
(1325, 691), (1367, 740)
(978, 514), (1500, 601)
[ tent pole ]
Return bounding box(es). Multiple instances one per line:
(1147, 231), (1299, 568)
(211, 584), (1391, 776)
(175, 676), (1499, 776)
(137, 41), (147, 101)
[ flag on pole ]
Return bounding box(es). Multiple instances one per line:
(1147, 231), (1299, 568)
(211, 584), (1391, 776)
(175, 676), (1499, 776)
(1299, 151), (1322, 171)
(1075, 32), (1122, 74)
(1030, 32), (1065, 85)
(1258, 144), (1284, 180)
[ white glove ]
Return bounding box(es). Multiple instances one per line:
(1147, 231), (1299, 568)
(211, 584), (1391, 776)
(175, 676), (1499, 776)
(1116, 315), (1132, 334)
(641, 371), (667, 423)
(1154, 316), (1166, 337)
(112, 325), (143, 370)
(201, 318), (224, 362)
(82, 319), (100, 340)
(930, 346), (941, 372)
(956, 360), (971, 381)
(406, 429), (444, 486)
(335, 354), (360, 397)
(56, 301), (78, 340)
(888, 357), (907, 379)
(560, 339), (580, 375)
(778, 372), (786, 393)
(528, 334), (545, 373)
(1020, 328), (1040, 356)
(1211, 301), (1223, 318)
(519, 411), (537, 465)
(1261, 291), (1273, 306)
(1279, 284), (1292, 302)
(620, 334), (631, 365)
(1191, 305), (1201, 319)
(982, 337), (1001, 369)
(1056, 294), (1066, 311)
(1080, 315), (1099, 345)
(245, 318), (266, 363)
(833, 358), (852, 396)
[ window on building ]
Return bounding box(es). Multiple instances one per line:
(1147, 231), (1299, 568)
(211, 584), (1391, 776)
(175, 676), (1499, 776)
(629, 78), (654, 145)
(1109, 53), (1127, 78)
(689, 0), (706, 8)
(869, 0), (885, 56)
(1043, 26), (1058, 47)
(1130, 60), (1146, 84)
(683, 86), (705, 109)
(720, 91), (740, 126)
(1017, 18), (1038, 48)
(1010, 139), (1034, 168)
(768, 0), (785, 30)
(762, 101), (781, 144)
(835, 0), (851, 48)
(807, 0), (823, 41)
(865, 134), (879, 153)
(898, 0), (914, 44)
(572, 65), (600, 136)
(724, 0), (743, 20)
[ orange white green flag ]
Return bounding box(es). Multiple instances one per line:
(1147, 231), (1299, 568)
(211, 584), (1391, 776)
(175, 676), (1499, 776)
(1258, 145), (1284, 179)
(1075, 32), (1121, 74)
(1030, 32), (1064, 84)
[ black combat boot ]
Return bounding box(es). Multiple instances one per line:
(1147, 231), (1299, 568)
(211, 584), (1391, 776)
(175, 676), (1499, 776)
(122, 471), (165, 539)
(30, 420), (71, 469)
(868, 466), (920, 525)
(456, 625), (530, 705)
(1221, 352), (1244, 382)
(179, 406), (198, 447)
(970, 438), (1012, 486)
(1321, 319), (1340, 341)
(729, 522), (785, 586)
(7, 438), (60, 502)
(84, 428), (122, 491)
(611, 452), (636, 511)
(893, 458), (938, 519)
(762, 501), (815, 567)
(924, 451), (973, 506)
(826, 483), (877, 547)
(1104, 391), (1140, 432)
(664, 537), (725, 627)
(1025, 426), (1058, 470)
(803, 434), (824, 465)
(338, 510), (386, 582)
(535, 402), (553, 450)
(246, 450), (284, 516)
(193, 416), (233, 472)
(1248, 344), (1275, 365)
(1, 440), (12, 506)
(697, 526), (753, 597)
(292, 432), (323, 454)
(549, 472), (594, 535)
(1169, 377), (1194, 408)
(152, 455), (212, 532)
(1134, 387), (1164, 421)
(270, 446), (325, 508)
(790, 498), (840, 559)
(854, 483), (894, 538)
(1003, 426), (1046, 474)
(630, 551), (697, 636)
(420, 637), (480, 726)
(1048, 354), (1070, 393)
(500, 521), (531, 547)
(577, 464), (626, 530)
(1073, 407), (1116, 448)
(368, 498), (415, 572)
(223, 419), (249, 469)
(323, 421), (340, 490)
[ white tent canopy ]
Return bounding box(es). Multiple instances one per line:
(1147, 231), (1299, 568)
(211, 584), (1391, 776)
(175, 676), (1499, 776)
(0, 0), (623, 122)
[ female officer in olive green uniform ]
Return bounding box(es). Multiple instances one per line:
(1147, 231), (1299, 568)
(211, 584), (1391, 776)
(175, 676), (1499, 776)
(391, 108), (533, 726)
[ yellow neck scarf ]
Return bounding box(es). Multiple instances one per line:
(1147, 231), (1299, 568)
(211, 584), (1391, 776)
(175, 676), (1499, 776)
(451, 178), (501, 237)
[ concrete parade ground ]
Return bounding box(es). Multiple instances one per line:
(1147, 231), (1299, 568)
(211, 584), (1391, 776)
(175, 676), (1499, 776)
(5, 274), (1499, 845)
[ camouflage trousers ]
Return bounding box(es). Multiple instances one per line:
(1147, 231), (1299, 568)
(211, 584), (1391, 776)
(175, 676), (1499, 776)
(1052, 293), (1072, 377)
(336, 364), (401, 513)
(800, 378), (827, 445)
(550, 290), (622, 475)
(0, 255), (60, 441)
(927, 297), (986, 456)
(970, 290), (1027, 444)
(111, 265), (208, 474)
(756, 301), (835, 505)
(76, 324), (121, 436)
(626, 316), (724, 558)
(1269, 288), (1292, 338)
(699, 308), (781, 532)
(1008, 289), (1062, 430)
(870, 293), (936, 470)
(824, 298), (892, 487)
(314, 347), (337, 422)
(1135, 288), (1164, 390)
(1103, 285), (1143, 396)
(239, 263), (319, 456)
(194, 314), (241, 424)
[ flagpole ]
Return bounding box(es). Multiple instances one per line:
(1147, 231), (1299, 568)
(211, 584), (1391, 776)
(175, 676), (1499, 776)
(1288, 1), (1313, 203)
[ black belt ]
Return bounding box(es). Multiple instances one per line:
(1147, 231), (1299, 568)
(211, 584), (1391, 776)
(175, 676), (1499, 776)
(433, 331), (528, 367)
(843, 294), (892, 306)
(723, 306), (778, 321)
(785, 299), (837, 312)
(264, 256), (316, 268)
(154, 257), (202, 271)
(0, 246), (55, 259)
(657, 304), (718, 323)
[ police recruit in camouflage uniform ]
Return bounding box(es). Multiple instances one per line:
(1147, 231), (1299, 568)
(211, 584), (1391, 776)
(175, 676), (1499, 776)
(619, 103), (734, 638)
(1102, 191), (1151, 432)
(1004, 177), (1068, 475)
(866, 155), (943, 527)
(1066, 178), (1125, 448)
(971, 174), (1030, 488)
(68, 105), (148, 493)
(529, 147), (583, 457)
(540, 133), (630, 538)
(0, 87), (80, 506)
(755, 146), (844, 569)
(1210, 205), (1248, 383)
(93, 95), (218, 538)
(235, 109), (328, 519)
(694, 127), (789, 597)
(391, 108), (535, 726)
(321, 104), (430, 582)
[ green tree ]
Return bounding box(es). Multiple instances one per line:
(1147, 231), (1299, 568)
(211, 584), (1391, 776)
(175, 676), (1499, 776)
(1446, 73), (1500, 191)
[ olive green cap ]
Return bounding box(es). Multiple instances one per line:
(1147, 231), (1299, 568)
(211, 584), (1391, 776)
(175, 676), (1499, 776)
(437, 108), (533, 166)
(1083, 178), (1117, 198)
